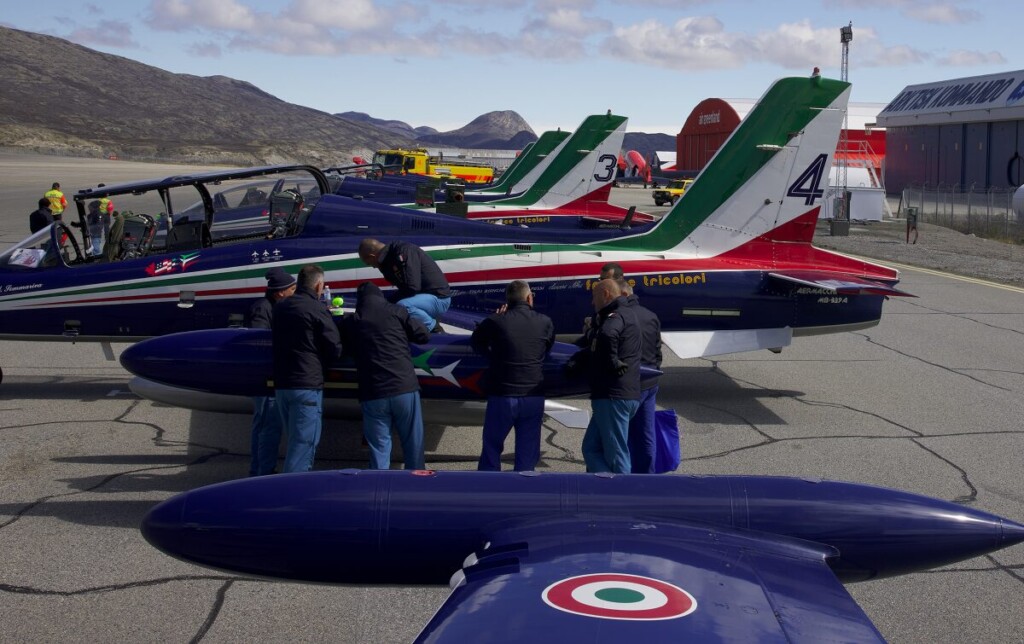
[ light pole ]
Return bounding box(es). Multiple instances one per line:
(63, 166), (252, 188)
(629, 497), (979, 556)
(833, 22), (853, 235)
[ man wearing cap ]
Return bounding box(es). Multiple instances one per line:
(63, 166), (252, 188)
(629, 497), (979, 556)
(244, 267), (296, 476)
(272, 265), (342, 473)
(357, 238), (451, 333)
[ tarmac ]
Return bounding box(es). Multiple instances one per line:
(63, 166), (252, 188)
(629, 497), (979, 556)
(1, 154), (1022, 642)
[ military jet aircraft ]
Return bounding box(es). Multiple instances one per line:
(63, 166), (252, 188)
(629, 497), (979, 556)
(141, 469), (1024, 642)
(0, 75), (908, 387)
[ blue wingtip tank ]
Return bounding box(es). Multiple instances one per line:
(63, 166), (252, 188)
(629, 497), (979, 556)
(141, 470), (1024, 586)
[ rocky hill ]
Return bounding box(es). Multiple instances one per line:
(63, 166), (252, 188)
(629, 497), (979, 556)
(417, 111), (536, 149)
(335, 112), (438, 140)
(0, 26), (414, 165)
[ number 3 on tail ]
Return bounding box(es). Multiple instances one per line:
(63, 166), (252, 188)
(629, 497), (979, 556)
(593, 154), (617, 182)
(787, 153), (828, 205)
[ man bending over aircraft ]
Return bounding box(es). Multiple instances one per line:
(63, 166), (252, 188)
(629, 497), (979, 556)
(571, 279), (642, 473)
(358, 238), (452, 333)
(471, 280), (555, 472)
(271, 265), (342, 473)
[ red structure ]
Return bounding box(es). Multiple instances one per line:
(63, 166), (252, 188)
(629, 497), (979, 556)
(675, 99), (744, 173)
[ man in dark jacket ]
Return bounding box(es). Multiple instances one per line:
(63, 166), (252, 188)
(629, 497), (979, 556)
(272, 265), (342, 473)
(471, 280), (555, 471)
(29, 198), (53, 233)
(357, 238), (451, 332)
(575, 279), (641, 473)
(244, 267), (296, 476)
(618, 279), (663, 473)
(341, 282), (430, 469)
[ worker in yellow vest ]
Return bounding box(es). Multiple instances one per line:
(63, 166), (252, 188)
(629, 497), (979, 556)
(44, 182), (68, 220)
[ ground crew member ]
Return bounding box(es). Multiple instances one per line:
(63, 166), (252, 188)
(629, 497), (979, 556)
(29, 198), (53, 233)
(44, 182), (67, 220)
(245, 267), (296, 476)
(357, 238), (452, 332)
(271, 265), (342, 473)
(341, 281), (430, 470)
(573, 279), (641, 473)
(618, 279), (662, 473)
(471, 280), (555, 471)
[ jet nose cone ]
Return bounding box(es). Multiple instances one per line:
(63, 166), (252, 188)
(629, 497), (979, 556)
(141, 495), (187, 557)
(1001, 518), (1024, 547)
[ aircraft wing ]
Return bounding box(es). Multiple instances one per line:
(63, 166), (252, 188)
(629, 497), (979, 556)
(416, 517), (884, 643)
(661, 328), (793, 359)
(768, 270), (914, 296)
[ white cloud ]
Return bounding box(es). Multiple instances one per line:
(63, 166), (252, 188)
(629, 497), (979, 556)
(540, 8), (610, 37)
(750, 20), (839, 69)
(604, 16), (748, 70)
(145, 0), (259, 31)
(937, 49), (1007, 66)
(290, 0), (385, 31)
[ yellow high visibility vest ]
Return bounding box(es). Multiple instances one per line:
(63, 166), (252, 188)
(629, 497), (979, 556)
(44, 189), (66, 214)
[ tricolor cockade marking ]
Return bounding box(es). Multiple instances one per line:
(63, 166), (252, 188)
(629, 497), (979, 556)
(542, 573), (696, 620)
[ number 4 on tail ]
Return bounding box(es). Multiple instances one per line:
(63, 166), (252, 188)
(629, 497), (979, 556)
(786, 153), (828, 206)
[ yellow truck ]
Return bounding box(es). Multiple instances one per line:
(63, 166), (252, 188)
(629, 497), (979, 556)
(652, 179), (694, 206)
(372, 148), (495, 183)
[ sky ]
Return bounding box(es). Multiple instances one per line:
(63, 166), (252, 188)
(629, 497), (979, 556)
(3, 0), (1021, 135)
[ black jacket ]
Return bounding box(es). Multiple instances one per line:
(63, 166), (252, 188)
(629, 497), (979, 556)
(29, 207), (53, 234)
(577, 296), (641, 400)
(624, 294), (662, 389)
(245, 294), (275, 330)
(271, 287), (342, 389)
(377, 241), (451, 300)
(341, 282), (430, 401)
(471, 301), (555, 396)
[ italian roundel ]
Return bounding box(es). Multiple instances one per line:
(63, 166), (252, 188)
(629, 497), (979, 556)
(542, 573), (697, 621)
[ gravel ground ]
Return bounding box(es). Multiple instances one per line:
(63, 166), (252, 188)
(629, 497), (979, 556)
(813, 218), (1024, 287)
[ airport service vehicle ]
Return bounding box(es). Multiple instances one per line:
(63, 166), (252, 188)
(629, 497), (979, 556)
(373, 147), (495, 183)
(142, 469), (1024, 642)
(0, 75), (909, 387)
(652, 179), (694, 206)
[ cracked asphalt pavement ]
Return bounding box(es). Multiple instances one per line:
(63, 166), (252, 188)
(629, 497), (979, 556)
(1, 157), (1022, 642)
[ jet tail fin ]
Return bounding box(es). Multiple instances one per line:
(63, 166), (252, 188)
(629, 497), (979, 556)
(603, 76), (851, 256)
(490, 113), (627, 209)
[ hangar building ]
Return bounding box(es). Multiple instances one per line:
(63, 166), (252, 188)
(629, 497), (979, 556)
(877, 69), (1024, 194)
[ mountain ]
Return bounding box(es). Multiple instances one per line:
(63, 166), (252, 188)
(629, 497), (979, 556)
(335, 112), (438, 140)
(0, 26), (415, 165)
(416, 111), (536, 149)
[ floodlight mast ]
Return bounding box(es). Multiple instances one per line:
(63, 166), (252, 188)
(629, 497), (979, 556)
(838, 22), (853, 223)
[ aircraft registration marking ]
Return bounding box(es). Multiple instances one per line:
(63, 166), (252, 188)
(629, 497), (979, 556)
(542, 573), (696, 621)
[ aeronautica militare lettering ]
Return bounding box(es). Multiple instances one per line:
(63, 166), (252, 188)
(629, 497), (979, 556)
(881, 78), (1016, 113)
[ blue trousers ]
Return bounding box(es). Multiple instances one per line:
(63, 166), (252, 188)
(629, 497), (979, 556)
(249, 395), (283, 476)
(397, 294), (451, 331)
(362, 391), (425, 470)
(628, 386), (659, 474)
(582, 398), (640, 473)
(275, 389), (323, 473)
(478, 395), (544, 471)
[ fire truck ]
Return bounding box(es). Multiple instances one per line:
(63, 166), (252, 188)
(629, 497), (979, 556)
(372, 148), (494, 183)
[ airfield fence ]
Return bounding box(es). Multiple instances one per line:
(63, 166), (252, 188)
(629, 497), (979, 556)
(899, 184), (1022, 242)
